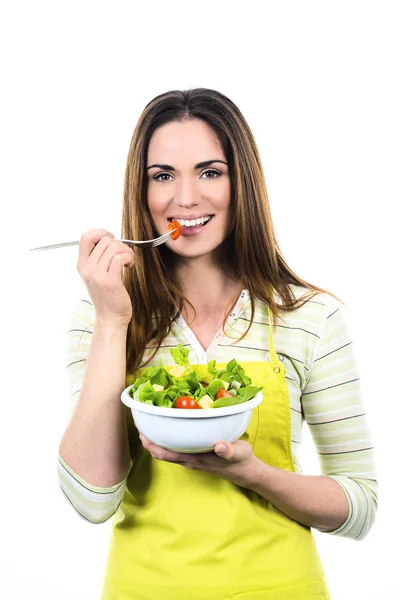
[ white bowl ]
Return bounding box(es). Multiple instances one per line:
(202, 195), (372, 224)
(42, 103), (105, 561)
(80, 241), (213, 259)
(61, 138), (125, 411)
(121, 387), (263, 453)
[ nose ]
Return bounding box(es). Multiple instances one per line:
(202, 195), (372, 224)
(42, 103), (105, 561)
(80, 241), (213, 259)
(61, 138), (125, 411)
(175, 177), (201, 209)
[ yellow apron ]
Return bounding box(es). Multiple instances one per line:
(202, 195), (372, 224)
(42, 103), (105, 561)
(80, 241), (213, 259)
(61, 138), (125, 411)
(101, 308), (330, 599)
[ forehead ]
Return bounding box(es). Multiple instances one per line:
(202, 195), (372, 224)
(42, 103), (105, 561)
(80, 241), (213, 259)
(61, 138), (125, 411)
(147, 119), (224, 163)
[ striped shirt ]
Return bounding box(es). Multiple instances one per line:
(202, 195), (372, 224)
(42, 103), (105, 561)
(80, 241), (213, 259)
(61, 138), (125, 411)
(58, 285), (378, 539)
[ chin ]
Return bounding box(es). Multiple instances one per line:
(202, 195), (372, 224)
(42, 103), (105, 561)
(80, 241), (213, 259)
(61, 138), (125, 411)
(170, 243), (225, 260)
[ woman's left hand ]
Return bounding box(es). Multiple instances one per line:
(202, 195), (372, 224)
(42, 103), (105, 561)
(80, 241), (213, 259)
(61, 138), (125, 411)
(139, 434), (262, 489)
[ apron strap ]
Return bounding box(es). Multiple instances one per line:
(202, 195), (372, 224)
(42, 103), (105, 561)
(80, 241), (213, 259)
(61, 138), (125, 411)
(267, 305), (279, 363)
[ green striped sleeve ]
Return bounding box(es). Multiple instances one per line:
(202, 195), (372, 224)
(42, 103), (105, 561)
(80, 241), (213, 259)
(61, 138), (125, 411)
(302, 296), (378, 540)
(64, 298), (94, 423)
(58, 298), (126, 523)
(57, 454), (128, 524)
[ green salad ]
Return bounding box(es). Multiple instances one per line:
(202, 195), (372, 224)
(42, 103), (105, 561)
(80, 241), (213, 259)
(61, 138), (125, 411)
(128, 344), (263, 409)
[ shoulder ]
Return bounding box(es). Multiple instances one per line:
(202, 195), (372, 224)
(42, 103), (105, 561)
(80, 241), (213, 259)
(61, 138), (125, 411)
(272, 286), (345, 379)
(275, 284), (342, 331)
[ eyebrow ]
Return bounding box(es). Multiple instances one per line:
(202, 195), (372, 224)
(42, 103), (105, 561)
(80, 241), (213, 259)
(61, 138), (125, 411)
(146, 159), (228, 171)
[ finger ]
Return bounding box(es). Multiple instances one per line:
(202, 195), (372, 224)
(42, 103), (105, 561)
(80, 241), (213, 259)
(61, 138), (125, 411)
(77, 229), (114, 268)
(78, 236), (115, 281)
(214, 442), (237, 461)
(100, 242), (135, 273)
(140, 435), (185, 463)
(107, 253), (135, 280)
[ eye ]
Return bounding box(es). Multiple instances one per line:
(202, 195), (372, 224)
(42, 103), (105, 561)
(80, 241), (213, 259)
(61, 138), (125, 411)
(153, 172), (174, 182)
(201, 169), (222, 180)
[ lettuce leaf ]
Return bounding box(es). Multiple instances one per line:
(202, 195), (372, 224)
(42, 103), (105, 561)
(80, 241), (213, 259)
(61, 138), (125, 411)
(131, 380), (174, 407)
(169, 379), (191, 396)
(184, 371), (199, 392)
(189, 361), (217, 385)
(236, 385), (263, 402)
(211, 385), (262, 408)
(153, 391), (174, 408)
(132, 381), (155, 403)
(206, 379), (226, 399)
(170, 344), (190, 368)
(130, 376), (148, 393)
(148, 366), (171, 388)
(211, 394), (249, 408)
(215, 359), (251, 386)
(193, 386), (207, 399)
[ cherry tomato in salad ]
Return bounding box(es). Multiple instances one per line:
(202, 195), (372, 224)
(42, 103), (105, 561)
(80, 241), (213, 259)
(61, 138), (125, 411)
(215, 388), (234, 400)
(168, 220), (182, 240)
(175, 396), (202, 409)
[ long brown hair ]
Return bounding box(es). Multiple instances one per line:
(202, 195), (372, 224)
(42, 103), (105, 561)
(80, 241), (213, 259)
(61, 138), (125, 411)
(121, 88), (342, 374)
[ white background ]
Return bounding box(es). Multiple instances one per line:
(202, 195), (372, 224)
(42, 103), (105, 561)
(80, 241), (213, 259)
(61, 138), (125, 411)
(1, 1), (399, 598)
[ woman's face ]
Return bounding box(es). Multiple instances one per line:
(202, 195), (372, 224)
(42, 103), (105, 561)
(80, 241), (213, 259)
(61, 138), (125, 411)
(146, 119), (231, 260)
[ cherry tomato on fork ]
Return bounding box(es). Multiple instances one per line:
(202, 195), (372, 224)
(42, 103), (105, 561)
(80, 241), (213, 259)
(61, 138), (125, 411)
(175, 396), (202, 409)
(168, 220), (182, 240)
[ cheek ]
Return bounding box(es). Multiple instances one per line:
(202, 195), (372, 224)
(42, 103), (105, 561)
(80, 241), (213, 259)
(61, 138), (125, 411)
(147, 188), (167, 217)
(213, 181), (230, 210)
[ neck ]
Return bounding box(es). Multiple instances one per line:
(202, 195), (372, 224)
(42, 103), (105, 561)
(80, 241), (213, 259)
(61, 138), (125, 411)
(173, 256), (241, 316)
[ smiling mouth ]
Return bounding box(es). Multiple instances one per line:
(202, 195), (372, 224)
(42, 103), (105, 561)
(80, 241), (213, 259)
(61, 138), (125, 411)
(168, 215), (214, 229)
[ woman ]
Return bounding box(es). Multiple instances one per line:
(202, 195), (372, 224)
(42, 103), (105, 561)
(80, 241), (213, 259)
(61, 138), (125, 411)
(58, 88), (378, 599)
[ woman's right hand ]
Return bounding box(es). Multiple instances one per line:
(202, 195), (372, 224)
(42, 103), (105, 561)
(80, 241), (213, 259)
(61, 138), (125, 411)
(77, 228), (135, 327)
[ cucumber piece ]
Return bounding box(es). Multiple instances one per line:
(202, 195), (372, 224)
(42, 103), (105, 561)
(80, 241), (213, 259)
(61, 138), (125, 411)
(230, 380), (241, 390)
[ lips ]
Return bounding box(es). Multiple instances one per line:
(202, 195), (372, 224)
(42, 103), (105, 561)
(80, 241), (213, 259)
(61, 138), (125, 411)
(168, 214), (213, 220)
(168, 215), (214, 230)
(168, 215), (214, 236)
(168, 215), (213, 225)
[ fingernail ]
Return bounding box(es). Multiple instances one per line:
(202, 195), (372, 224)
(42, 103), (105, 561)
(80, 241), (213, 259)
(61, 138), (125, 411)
(216, 444), (226, 454)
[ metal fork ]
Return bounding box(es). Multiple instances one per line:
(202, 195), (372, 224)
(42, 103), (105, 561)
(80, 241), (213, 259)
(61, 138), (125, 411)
(30, 229), (176, 251)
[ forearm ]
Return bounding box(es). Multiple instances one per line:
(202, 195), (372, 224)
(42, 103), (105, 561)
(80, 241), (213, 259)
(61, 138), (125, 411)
(59, 322), (131, 487)
(248, 459), (349, 533)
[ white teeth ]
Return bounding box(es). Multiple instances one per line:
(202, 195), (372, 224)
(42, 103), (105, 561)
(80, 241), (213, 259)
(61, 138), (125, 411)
(175, 216), (212, 227)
